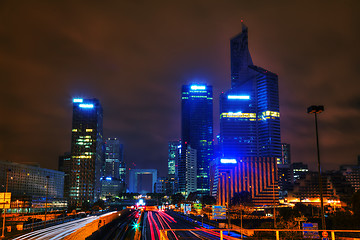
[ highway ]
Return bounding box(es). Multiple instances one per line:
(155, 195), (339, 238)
(12, 209), (242, 240)
(87, 209), (139, 240)
(143, 210), (241, 240)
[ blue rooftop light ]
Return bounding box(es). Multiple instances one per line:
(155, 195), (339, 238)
(220, 159), (237, 164)
(227, 95), (250, 100)
(106, 177), (112, 181)
(73, 98), (83, 103)
(79, 104), (94, 108)
(190, 85), (206, 90)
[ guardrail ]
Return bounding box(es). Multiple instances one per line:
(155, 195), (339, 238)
(23, 216), (75, 231)
(160, 228), (360, 240)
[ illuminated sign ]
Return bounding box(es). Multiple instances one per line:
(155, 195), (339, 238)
(79, 104), (94, 108)
(73, 98), (83, 103)
(190, 85), (206, 90)
(227, 95), (250, 100)
(220, 159), (237, 164)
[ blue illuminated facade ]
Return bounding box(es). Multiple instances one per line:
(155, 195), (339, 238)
(219, 24), (281, 161)
(181, 84), (213, 195)
(68, 98), (104, 208)
(103, 138), (126, 195)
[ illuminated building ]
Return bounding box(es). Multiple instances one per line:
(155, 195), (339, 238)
(0, 160), (66, 213)
(289, 171), (354, 204)
(280, 143), (291, 165)
(104, 138), (126, 194)
(210, 157), (278, 206)
(178, 145), (197, 196)
(168, 140), (181, 194)
(216, 23), (280, 206)
(100, 177), (121, 198)
(292, 162), (309, 183)
(129, 169), (157, 194)
(340, 157), (360, 191)
(59, 152), (71, 199)
(168, 141), (180, 179)
(67, 98), (104, 208)
(278, 143), (293, 197)
(181, 84), (213, 194)
(219, 24), (281, 161)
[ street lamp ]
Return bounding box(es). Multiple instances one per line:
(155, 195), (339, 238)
(1, 169), (11, 239)
(44, 176), (50, 229)
(307, 105), (326, 230)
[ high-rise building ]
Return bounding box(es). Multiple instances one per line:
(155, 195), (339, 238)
(292, 162), (309, 183)
(67, 98), (103, 208)
(280, 143), (291, 165)
(0, 160), (66, 213)
(168, 140), (180, 195)
(168, 141), (180, 179)
(219, 24), (281, 160)
(101, 138), (126, 197)
(278, 143), (293, 198)
(215, 23), (280, 206)
(104, 138), (122, 179)
(340, 158), (360, 192)
(181, 84), (213, 194)
(177, 145), (197, 197)
(59, 152), (71, 199)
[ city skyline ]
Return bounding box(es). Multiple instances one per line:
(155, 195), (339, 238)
(1, 1), (360, 177)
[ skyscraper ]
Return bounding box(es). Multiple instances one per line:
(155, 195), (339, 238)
(102, 138), (126, 196)
(168, 141), (180, 179)
(68, 98), (103, 208)
(167, 140), (180, 195)
(104, 138), (124, 179)
(219, 24), (281, 161)
(181, 84), (213, 194)
(214, 23), (281, 205)
(177, 145), (197, 196)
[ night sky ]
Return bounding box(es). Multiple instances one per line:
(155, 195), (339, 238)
(1, 1), (360, 177)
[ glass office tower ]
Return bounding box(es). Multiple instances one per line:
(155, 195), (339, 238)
(181, 84), (213, 194)
(220, 24), (281, 161)
(68, 98), (103, 208)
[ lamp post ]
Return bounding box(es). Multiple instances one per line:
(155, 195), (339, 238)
(44, 176), (50, 229)
(272, 167), (276, 229)
(307, 105), (326, 230)
(1, 169), (11, 239)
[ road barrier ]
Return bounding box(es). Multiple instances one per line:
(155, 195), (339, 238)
(63, 211), (120, 240)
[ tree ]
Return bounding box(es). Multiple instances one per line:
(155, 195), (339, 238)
(171, 193), (185, 205)
(93, 199), (105, 210)
(201, 195), (216, 205)
(231, 191), (252, 206)
(186, 192), (198, 202)
(352, 190), (360, 217)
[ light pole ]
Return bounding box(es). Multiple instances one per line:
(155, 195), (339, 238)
(1, 169), (11, 239)
(307, 105), (326, 230)
(272, 167), (276, 229)
(44, 176), (50, 229)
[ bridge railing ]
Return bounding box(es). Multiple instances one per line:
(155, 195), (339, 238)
(160, 228), (360, 240)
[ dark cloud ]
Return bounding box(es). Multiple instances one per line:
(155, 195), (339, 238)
(1, 0), (360, 176)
